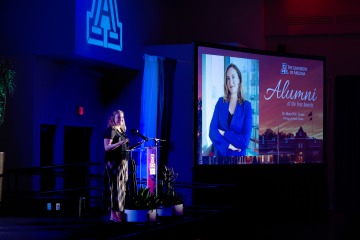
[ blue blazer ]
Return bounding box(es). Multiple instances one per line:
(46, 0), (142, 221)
(209, 97), (253, 156)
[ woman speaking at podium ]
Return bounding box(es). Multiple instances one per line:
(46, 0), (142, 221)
(103, 109), (129, 223)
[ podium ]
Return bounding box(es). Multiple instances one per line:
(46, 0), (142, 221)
(129, 143), (162, 195)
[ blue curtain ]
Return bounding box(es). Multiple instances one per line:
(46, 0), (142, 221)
(140, 54), (160, 145)
(140, 54), (176, 168)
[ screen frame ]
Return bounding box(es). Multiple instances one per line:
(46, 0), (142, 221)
(193, 41), (326, 167)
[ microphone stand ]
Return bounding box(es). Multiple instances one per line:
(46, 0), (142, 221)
(147, 137), (166, 146)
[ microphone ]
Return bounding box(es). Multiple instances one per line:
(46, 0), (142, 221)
(154, 138), (166, 142)
(130, 129), (148, 141)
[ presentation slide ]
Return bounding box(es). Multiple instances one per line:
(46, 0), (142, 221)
(195, 42), (324, 165)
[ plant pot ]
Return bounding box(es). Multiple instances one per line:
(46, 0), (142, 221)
(124, 209), (157, 223)
(157, 203), (184, 217)
(148, 209), (157, 222)
(0, 152), (4, 203)
(173, 203), (184, 216)
(157, 205), (173, 217)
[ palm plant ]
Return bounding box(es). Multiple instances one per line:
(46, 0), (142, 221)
(0, 57), (16, 125)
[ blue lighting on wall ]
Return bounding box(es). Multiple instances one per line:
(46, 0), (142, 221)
(86, 0), (123, 51)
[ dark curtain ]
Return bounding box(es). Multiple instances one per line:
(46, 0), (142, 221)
(333, 75), (360, 215)
(157, 58), (177, 168)
(326, 76), (335, 212)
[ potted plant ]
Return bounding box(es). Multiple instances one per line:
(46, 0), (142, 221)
(157, 165), (185, 217)
(124, 159), (160, 223)
(0, 57), (16, 126)
(0, 57), (15, 206)
(124, 185), (159, 222)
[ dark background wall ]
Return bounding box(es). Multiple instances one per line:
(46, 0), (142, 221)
(0, 0), (359, 217)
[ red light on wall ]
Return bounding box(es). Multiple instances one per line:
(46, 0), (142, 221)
(77, 106), (84, 116)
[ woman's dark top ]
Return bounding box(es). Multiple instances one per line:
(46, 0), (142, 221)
(228, 111), (233, 127)
(103, 127), (129, 162)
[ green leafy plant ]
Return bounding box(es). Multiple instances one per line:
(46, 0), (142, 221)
(125, 158), (160, 210)
(158, 165), (184, 206)
(0, 57), (16, 125)
(125, 185), (160, 210)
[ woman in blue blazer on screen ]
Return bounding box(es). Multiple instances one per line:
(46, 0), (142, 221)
(209, 63), (253, 156)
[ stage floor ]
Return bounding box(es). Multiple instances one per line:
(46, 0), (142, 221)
(0, 206), (357, 240)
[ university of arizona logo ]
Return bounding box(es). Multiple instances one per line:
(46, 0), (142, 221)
(86, 0), (123, 51)
(280, 63), (288, 74)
